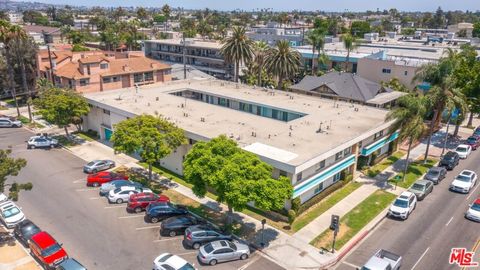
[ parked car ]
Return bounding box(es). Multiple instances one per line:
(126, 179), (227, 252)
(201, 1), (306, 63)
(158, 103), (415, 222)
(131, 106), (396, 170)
(408, 180), (433, 201)
(153, 253), (196, 270)
(14, 219), (41, 245)
(361, 249), (402, 270)
(126, 192), (170, 213)
(439, 151), (460, 170)
(465, 198), (480, 222)
(388, 191), (417, 220)
(86, 171), (128, 187)
(466, 136), (480, 150)
(55, 258), (87, 270)
(473, 127), (480, 137)
(0, 201), (25, 228)
(424, 166), (447, 184)
(160, 215), (205, 237)
(145, 202), (188, 223)
(198, 240), (250, 266)
(0, 117), (22, 128)
(455, 144), (472, 159)
(184, 225), (232, 250)
(99, 180), (142, 196)
(27, 136), (59, 149)
(107, 186), (152, 204)
(83, 159), (115, 174)
(29, 232), (68, 269)
(450, 170), (477, 194)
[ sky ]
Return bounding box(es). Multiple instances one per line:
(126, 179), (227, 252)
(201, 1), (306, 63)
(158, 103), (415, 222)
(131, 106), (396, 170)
(30, 0), (480, 12)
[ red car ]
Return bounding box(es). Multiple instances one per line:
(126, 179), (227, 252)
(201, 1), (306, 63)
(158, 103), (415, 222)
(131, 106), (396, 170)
(466, 136), (480, 150)
(86, 171), (128, 187)
(126, 192), (170, 213)
(29, 231), (68, 269)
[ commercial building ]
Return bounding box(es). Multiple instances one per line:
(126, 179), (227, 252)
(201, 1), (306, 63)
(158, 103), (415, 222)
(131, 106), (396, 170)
(143, 39), (234, 80)
(82, 79), (398, 207)
(37, 50), (172, 93)
(247, 22), (307, 46)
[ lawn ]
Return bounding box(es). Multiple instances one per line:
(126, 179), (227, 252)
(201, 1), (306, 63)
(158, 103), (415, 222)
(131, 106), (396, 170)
(388, 158), (437, 189)
(18, 115), (45, 129)
(364, 151), (406, 177)
(53, 135), (78, 147)
(291, 181), (362, 232)
(310, 190), (396, 251)
(72, 131), (96, 142)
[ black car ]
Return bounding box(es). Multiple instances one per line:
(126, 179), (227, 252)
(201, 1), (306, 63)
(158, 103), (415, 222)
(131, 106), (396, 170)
(424, 166), (447, 184)
(160, 215), (205, 237)
(145, 202), (188, 223)
(439, 151), (460, 170)
(13, 219), (41, 246)
(184, 224), (233, 249)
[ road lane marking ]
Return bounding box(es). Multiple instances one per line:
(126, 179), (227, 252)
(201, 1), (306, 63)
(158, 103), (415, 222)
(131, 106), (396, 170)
(445, 216), (454, 226)
(118, 214), (144, 219)
(72, 178), (85, 184)
(411, 247), (430, 270)
(342, 261), (361, 269)
(466, 184), (480, 200)
(136, 225), (161, 231)
(237, 254), (261, 270)
(75, 188), (99, 192)
(104, 205), (125, 209)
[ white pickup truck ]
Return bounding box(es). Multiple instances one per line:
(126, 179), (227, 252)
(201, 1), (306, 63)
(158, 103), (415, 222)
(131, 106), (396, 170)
(360, 249), (402, 270)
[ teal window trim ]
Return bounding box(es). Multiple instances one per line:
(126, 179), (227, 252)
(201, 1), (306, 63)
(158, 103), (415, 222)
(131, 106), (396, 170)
(293, 155), (355, 198)
(360, 131), (399, 156)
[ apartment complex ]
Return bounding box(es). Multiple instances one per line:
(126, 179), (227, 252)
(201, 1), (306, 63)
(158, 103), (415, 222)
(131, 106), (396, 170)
(37, 50), (172, 93)
(143, 39), (234, 80)
(247, 22), (307, 46)
(81, 79), (398, 207)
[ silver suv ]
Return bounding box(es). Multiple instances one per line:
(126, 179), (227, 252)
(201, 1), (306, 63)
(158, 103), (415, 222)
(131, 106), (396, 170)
(184, 225), (232, 249)
(0, 117), (22, 128)
(27, 136), (59, 149)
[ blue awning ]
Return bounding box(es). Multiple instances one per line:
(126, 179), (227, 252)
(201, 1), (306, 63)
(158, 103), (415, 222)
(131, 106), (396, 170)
(360, 132), (399, 156)
(293, 155), (355, 198)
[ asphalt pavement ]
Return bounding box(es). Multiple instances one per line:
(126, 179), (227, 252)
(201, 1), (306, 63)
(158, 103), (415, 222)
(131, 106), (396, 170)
(336, 146), (480, 270)
(1, 127), (284, 270)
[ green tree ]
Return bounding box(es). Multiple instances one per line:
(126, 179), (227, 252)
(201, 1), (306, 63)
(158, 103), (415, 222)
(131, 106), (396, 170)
(252, 41), (269, 87)
(183, 135), (292, 224)
(111, 115), (186, 181)
(307, 29), (326, 75)
(350, 21), (371, 37)
(265, 40), (302, 90)
(136, 7), (149, 21)
(0, 149), (31, 201)
(220, 26), (254, 83)
(473, 22), (480, 38)
(386, 94), (427, 182)
(153, 14), (166, 23)
(33, 87), (90, 136)
(382, 78), (410, 92)
(342, 34), (357, 72)
(161, 4), (171, 30)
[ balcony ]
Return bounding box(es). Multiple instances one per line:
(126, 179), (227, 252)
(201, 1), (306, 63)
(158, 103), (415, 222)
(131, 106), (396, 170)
(360, 131), (399, 156)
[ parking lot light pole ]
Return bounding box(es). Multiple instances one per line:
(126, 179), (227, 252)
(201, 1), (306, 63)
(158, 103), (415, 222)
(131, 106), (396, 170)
(260, 219), (266, 248)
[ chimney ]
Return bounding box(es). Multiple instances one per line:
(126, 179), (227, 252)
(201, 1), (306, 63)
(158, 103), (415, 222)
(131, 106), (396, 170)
(123, 65), (131, 71)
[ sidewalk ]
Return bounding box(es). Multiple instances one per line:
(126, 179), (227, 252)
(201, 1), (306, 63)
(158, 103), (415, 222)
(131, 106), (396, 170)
(0, 232), (41, 270)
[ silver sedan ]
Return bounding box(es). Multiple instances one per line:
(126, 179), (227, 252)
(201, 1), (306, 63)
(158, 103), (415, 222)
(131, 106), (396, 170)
(83, 160), (115, 173)
(198, 240), (250, 266)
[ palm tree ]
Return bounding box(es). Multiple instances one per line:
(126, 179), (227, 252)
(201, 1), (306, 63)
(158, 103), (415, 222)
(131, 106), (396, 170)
(265, 40), (302, 90)
(307, 30), (326, 75)
(253, 41), (268, 87)
(220, 26), (254, 83)
(386, 94), (427, 182)
(342, 34), (357, 72)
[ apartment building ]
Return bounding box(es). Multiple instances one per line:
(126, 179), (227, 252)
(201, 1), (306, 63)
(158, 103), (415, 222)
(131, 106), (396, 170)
(81, 79), (398, 207)
(247, 22), (307, 46)
(143, 39), (234, 80)
(37, 50), (172, 93)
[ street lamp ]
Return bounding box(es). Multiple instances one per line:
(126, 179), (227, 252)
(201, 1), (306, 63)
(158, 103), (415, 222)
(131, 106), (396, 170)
(260, 219), (266, 248)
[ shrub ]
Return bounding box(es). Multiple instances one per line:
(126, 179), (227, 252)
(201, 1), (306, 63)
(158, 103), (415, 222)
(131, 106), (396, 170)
(288, 209), (297, 225)
(298, 180), (349, 214)
(291, 197), (301, 213)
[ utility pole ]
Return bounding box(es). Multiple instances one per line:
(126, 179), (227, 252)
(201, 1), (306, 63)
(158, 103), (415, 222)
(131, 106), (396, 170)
(330, 215), (339, 253)
(182, 33), (186, 80)
(47, 44), (54, 83)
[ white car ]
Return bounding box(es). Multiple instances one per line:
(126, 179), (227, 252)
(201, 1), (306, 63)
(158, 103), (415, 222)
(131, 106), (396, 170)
(153, 253), (196, 270)
(450, 170), (477, 193)
(388, 191), (417, 220)
(27, 135), (59, 149)
(107, 186), (152, 204)
(465, 198), (480, 222)
(0, 117), (22, 128)
(455, 144), (472, 159)
(0, 201), (25, 228)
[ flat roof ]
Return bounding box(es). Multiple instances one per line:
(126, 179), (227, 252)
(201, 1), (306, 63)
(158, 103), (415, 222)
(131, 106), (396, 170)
(84, 79), (389, 168)
(144, 39), (221, 50)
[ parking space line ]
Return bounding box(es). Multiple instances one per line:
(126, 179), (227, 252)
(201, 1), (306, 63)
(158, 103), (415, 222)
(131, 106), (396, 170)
(466, 184), (480, 200)
(342, 261), (360, 269)
(72, 179), (84, 184)
(118, 214), (144, 219)
(445, 216), (454, 226)
(176, 251), (197, 256)
(237, 254), (261, 270)
(152, 238), (178, 242)
(411, 247), (430, 270)
(75, 188), (99, 192)
(137, 225), (161, 231)
(104, 205), (125, 209)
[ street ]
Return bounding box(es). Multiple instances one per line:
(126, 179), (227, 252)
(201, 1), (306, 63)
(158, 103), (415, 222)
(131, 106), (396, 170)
(336, 142), (480, 270)
(1, 127), (284, 270)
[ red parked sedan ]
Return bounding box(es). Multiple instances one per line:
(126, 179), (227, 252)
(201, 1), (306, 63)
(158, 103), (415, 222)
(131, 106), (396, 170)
(86, 171), (128, 187)
(466, 136), (480, 150)
(29, 231), (68, 269)
(126, 192), (170, 213)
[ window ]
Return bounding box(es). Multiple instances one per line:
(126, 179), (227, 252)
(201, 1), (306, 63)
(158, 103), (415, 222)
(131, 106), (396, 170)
(279, 170), (288, 177)
(103, 109), (110, 115)
(100, 63), (108, 69)
(315, 160), (325, 172)
(79, 79), (89, 86)
(344, 147), (351, 156)
(112, 76), (120, 82)
(335, 151), (343, 161)
(333, 172), (342, 182)
(134, 73), (143, 83)
(374, 130), (384, 140)
(102, 77), (112, 83)
(382, 68), (391, 74)
(358, 141), (363, 149)
(404, 70), (408, 76)
(314, 182), (323, 194)
(296, 172), (302, 182)
(144, 72), (154, 81)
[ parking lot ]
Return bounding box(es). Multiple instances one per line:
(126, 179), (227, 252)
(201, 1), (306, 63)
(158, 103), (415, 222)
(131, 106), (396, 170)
(1, 127), (284, 270)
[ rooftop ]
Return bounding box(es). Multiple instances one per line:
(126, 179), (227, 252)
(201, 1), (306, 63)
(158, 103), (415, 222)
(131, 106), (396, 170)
(84, 79), (390, 168)
(145, 38), (222, 50)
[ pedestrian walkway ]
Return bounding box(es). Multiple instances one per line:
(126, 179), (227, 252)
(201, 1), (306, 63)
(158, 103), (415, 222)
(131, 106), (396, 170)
(0, 232), (41, 270)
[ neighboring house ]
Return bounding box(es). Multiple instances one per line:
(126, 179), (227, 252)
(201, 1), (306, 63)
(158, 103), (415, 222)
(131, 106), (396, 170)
(82, 78), (399, 207)
(143, 39), (234, 80)
(447, 23), (474, 38)
(74, 19), (96, 31)
(23, 25), (62, 44)
(247, 22), (307, 46)
(290, 72), (405, 108)
(7, 12), (23, 24)
(37, 50), (172, 93)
